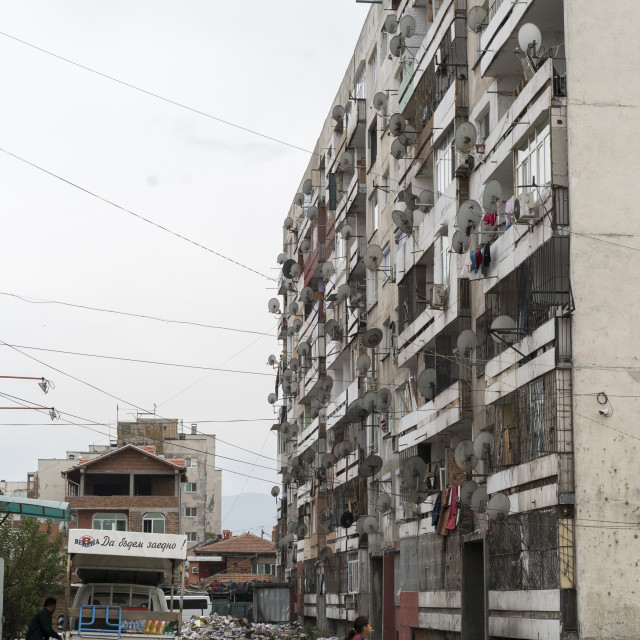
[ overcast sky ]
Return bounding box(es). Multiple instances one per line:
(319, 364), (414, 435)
(0, 0), (369, 525)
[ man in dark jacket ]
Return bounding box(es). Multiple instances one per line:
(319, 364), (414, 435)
(26, 597), (62, 640)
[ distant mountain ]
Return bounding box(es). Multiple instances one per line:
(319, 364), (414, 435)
(220, 492), (278, 540)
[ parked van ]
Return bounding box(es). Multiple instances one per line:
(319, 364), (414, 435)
(165, 592), (212, 621)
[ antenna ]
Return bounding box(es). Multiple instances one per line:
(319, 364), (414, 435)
(392, 209), (414, 235)
(267, 354), (278, 366)
(372, 91), (388, 112)
(332, 105), (345, 121)
(467, 5), (488, 32)
(294, 193), (304, 207)
(418, 189), (434, 211)
(417, 368), (437, 400)
(455, 122), (478, 153)
(518, 23), (542, 55)
(470, 487), (488, 513)
(363, 390), (378, 413)
(399, 15), (417, 38)
(490, 315), (518, 344)
(319, 510), (335, 534)
(336, 284), (351, 303)
(389, 35), (405, 57)
(289, 317), (302, 334)
(336, 439), (354, 458)
(270, 485), (280, 497)
(300, 286), (314, 303)
(362, 327), (383, 349)
(459, 480), (479, 505)
(383, 14), (398, 34)
(388, 113), (406, 136)
(321, 261), (335, 279)
(473, 431), (495, 461)
(289, 262), (301, 277)
(402, 456), (426, 483)
(451, 229), (470, 254)
(486, 493), (510, 521)
(399, 124), (418, 147)
(267, 392), (278, 405)
(302, 178), (313, 196)
(364, 244), (384, 270)
(339, 151), (354, 169)
(318, 374), (334, 392)
(307, 205), (319, 222)
(377, 492), (392, 512)
(283, 216), (294, 230)
(321, 452), (337, 469)
(454, 439), (479, 473)
(341, 224), (354, 240)
(482, 180), (503, 213)
(288, 302), (299, 315)
(282, 259), (296, 278)
(288, 358), (300, 372)
(282, 472), (293, 486)
(302, 447), (316, 464)
(456, 329), (477, 355)
(346, 398), (370, 423)
(298, 341), (311, 357)
(376, 387), (392, 413)
(358, 454), (383, 478)
(300, 239), (311, 254)
(356, 353), (372, 373)
(277, 252), (286, 264)
(456, 199), (483, 233)
(390, 138), (407, 160)
(268, 298), (280, 314)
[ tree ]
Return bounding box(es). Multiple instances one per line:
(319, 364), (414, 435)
(0, 517), (66, 639)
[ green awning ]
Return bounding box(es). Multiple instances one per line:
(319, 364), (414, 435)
(0, 495), (70, 521)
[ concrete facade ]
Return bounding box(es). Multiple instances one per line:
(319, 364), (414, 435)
(271, 2), (639, 639)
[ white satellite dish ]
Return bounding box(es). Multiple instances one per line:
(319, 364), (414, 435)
(451, 229), (470, 254)
(277, 252), (286, 264)
(418, 190), (434, 210)
(289, 263), (301, 277)
(321, 452), (337, 469)
(417, 368), (437, 400)
(282, 380), (293, 395)
(490, 315), (518, 344)
(376, 388), (392, 413)
(291, 318), (303, 333)
(392, 209), (414, 235)
(390, 138), (407, 160)
(321, 261), (335, 279)
(455, 122), (478, 153)
(356, 353), (372, 373)
(339, 151), (354, 169)
(282, 369), (294, 382)
(335, 440), (354, 458)
(383, 14), (398, 34)
(271, 485), (280, 497)
(482, 180), (503, 213)
(289, 358), (300, 372)
(289, 422), (300, 438)
(294, 193), (305, 207)
(399, 186), (417, 211)
(360, 515), (380, 535)
(454, 439), (479, 472)
(456, 200), (483, 233)
(282, 472), (293, 486)
(373, 91), (388, 112)
(296, 522), (308, 538)
(332, 105), (345, 121)
(268, 298), (280, 314)
(346, 398), (370, 423)
(298, 341), (311, 357)
(389, 34), (405, 57)
(467, 5), (487, 32)
(267, 354), (278, 366)
(336, 284), (351, 303)
(470, 487), (488, 513)
(300, 239), (311, 254)
(399, 15), (417, 38)
(341, 224), (354, 239)
(362, 327), (383, 349)
(377, 493), (392, 512)
(456, 329), (477, 354)
(307, 206), (318, 222)
(288, 302), (299, 315)
(325, 318), (339, 336)
(399, 124), (418, 147)
(364, 244), (384, 270)
(318, 374), (334, 392)
(302, 447), (316, 464)
(267, 392), (278, 405)
(363, 390), (378, 414)
(302, 178), (313, 196)
(459, 480), (479, 505)
(518, 23), (542, 54)
(486, 493), (510, 521)
(474, 431), (495, 460)
(283, 217), (294, 230)
(388, 113), (406, 136)
(402, 456), (426, 483)
(300, 286), (314, 303)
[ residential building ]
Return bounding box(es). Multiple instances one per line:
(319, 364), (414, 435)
(271, 2), (639, 640)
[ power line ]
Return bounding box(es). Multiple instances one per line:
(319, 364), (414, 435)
(0, 145), (275, 282)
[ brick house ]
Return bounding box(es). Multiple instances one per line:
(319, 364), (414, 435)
(188, 532), (276, 585)
(62, 444), (186, 534)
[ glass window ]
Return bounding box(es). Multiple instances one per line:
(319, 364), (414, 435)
(185, 482), (197, 493)
(435, 128), (454, 198)
(185, 458), (198, 468)
(382, 243), (391, 282)
(515, 118), (551, 195)
(143, 513), (165, 534)
(186, 532), (197, 542)
(92, 513), (127, 531)
(478, 109), (490, 141)
(354, 62), (366, 99)
(368, 50), (377, 93)
(347, 552), (359, 593)
(380, 171), (389, 208)
(185, 507), (198, 517)
(380, 31), (388, 63)
(441, 235), (450, 287)
(369, 193), (379, 233)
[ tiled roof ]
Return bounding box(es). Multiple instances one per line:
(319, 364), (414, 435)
(62, 444), (185, 474)
(197, 532), (275, 555)
(205, 573), (276, 585)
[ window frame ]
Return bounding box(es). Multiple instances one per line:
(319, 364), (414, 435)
(185, 507), (198, 518)
(347, 552), (359, 593)
(185, 532), (198, 542)
(435, 128), (455, 198)
(185, 482), (197, 493)
(92, 513), (127, 531)
(516, 117), (551, 195)
(142, 512), (166, 534)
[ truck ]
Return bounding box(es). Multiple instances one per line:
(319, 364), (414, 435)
(62, 529), (188, 638)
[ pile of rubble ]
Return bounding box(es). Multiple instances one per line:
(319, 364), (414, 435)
(180, 615), (338, 640)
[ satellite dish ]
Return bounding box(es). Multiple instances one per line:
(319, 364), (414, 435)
(456, 329), (477, 354)
(289, 358), (300, 372)
(267, 354), (278, 366)
(362, 327), (383, 349)
(291, 317), (303, 333)
(339, 151), (354, 169)
(364, 244), (384, 270)
(336, 284), (351, 303)
(336, 440), (354, 458)
(317, 390), (332, 406)
(302, 178), (313, 196)
(363, 390), (378, 413)
(277, 252), (286, 264)
(417, 368), (437, 400)
(467, 5), (487, 32)
(346, 398), (370, 423)
(289, 263), (301, 277)
(282, 380), (294, 395)
(296, 522), (308, 538)
(392, 209), (414, 235)
(402, 456), (426, 483)
(270, 485), (280, 497)
(451, 229), (470, 254)
(321, 261), (335, 279)
(455, 122), (478, 152)
(268, 298), (280, 314)
(287, 520), (297, 534)
(307, 206), (318, 222)
(356, 353), (372, 373)
(294, 193), (305, 207)
(456, 200), (483, 233)
(518, 22), (542, 54)
(389, 34), (405, 57)
(319, 546), (333, 561)
(372, 91), (388, 112)
(291, 465), (305, 481)
(267, 392), (278, 405)
(388, 113), (405, 137)
(321, 452), (337, 469)
(399, 14), (417, 38)
(418, 190), (434, 210)
(316, 466), (327, 483)
(482, 180), (503, 213)
(474, 431), (495, 460)
(377, 493), (392, 512)
(384, 14), (398, 34)
(470, 487), (488, 513)
(490, 315), (518, 344)
(399, 124), (418, 147)
(302, 447), (316, 464)
(300, 286), (314, 303)
(300, 239), (311, 254)
(390, 138), (407, 160)
(298, 341), (311, 357)
(360, 515), (380, 535)
(318, 375), (334, 392)
(332, 105), (345, 121)
(454, 439), (479, 472)
(282, 369), (294, 382)
(340, 511), (355, 529)
(459, 480), (479, 505)
(409, 478), (431, 504)
(486, 493), (511, 521)
(282, 472), (293, 486)
(289, 422), (300, 438)
(288, 302), (299, 315)
(283, 217), (294, 230)
(359, 455), (383, 478)
(376, 388), (392, 413)
(280, 421), (291, 435)
(341, 224), (354, 240)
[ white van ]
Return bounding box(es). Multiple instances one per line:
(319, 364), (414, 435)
(165, 592), (212, 621)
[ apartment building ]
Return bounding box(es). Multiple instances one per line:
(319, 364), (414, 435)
(270, 2), (639, 640)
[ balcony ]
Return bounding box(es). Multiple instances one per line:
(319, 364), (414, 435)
(346, 98), (366, 148)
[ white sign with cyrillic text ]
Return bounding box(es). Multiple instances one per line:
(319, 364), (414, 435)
(68, 529), (187, 560)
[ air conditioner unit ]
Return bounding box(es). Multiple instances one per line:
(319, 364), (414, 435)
(430, 284), (448, 309)
(514, 191), (538, 223)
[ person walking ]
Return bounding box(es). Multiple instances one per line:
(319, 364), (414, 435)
(346, 616), (372, 640)
(26, 597), (62, 640)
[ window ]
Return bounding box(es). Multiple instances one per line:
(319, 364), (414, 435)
(380, 30), (388, 63)
(347, 552), (359, 593)
(368, 192), (379, 234)
(441, 235), (450, 287)
(367, 269), (379, 307)
(435, 128), (454, 197)
(186, 532), (197, 542)
(143, 513), (165, 534)
(368, 124), (378, 167)
(382, 243), (391, 282)
(368, 50), (377, 93)
(254, 563), (277, 575)
(354, 62), (366, 99)
(185, 482), (197, 493)
(185, 507), (198, 517)
(380, 170), (389, 208)
(185, 458), (198, 468)
(192, 566), (199, 574)
(92, 513), (127, 531)
(478, 108), (490, 142)
(516, 118), (551, 195)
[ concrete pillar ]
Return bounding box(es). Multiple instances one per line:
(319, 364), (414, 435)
(79, 470), (85, 496)
(130, 473), (135, 496)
